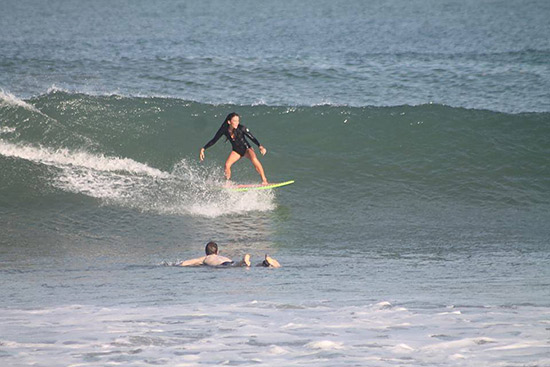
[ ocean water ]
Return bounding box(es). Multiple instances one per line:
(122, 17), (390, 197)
(1, 1), (550, 366)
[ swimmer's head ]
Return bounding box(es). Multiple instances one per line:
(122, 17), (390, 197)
(205, 241), (218, 255)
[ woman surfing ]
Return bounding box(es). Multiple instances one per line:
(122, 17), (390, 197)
(200, 112), (268, 184)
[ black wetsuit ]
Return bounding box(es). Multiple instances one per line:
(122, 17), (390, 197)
(202, 124), (261, 156)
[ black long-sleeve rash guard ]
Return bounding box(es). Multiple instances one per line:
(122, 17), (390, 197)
(202, 124), (261, 156)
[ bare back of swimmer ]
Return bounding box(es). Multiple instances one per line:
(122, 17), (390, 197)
(178, 241), (280, 268)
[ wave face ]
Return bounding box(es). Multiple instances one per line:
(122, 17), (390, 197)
(1, 91), (549, 218)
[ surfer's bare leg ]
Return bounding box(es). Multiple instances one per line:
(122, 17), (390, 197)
(225, 151), (242, 181)
(245, 148), (268, 184)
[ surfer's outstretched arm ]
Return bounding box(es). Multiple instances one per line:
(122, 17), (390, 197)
(178, 256), (206, 267)
(200, 125), (226, 161)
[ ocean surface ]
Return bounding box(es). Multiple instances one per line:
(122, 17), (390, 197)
(1, 1), (550, 366)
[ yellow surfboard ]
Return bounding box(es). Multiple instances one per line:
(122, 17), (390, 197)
(227, 180), (295, 192)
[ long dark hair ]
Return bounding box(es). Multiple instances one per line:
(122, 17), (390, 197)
(221, 112), (240, 141)
(223, 112), (239, 127)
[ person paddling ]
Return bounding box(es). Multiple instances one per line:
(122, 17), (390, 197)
(177, 241), (281, 268)
(200, 113), (268, 184)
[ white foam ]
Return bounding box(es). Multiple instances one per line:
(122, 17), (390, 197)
(437, 310), (462, 315)
(0, 140), (276, 217)
(374, 301), (393, 309)
(0, 126), (16, 134)
(306, 340), (344, 350)
(46, 84), (70, 94)
(186, 190), (275, 218)
(0, 89), (42, 113)
(1, 302), (549, 367)
(0, 140), (168, 177)
(422, 337), (496, 351)
(45, 85), (173, 101)
(486, 341), (547, 351)
(390, 343), (415, 353)
(267, 345), (289, 355)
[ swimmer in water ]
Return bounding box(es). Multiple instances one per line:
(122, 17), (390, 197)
(178, 241), (281, 268)
(200, 113), (268, 184)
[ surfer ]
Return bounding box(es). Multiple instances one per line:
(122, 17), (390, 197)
(200, 113), (268, 184)
(178, 241), (281, 268)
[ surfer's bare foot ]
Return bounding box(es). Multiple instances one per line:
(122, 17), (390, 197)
(262, 181), (269, 185)
(243, 254), (251, 267)
(263, 254), (281, 268)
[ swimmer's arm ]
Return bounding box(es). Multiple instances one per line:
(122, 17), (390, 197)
(178, 256), (206, 267)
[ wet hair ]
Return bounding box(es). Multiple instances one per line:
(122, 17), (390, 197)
(205, 241), (218, 255)
(224, 112), (239, 125)
(221, 112), (240, 142)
